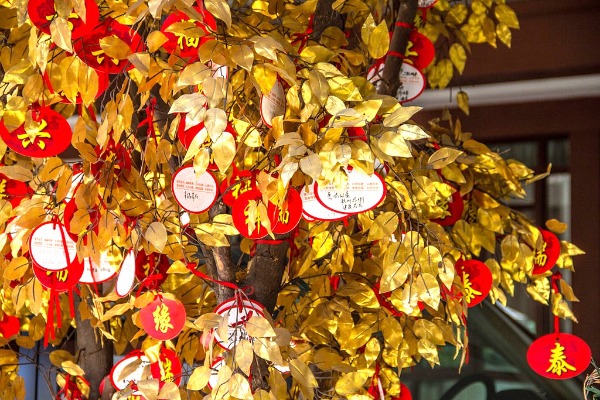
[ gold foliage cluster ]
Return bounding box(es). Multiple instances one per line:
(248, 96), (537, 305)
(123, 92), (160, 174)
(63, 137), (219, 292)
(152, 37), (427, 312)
(0, 0), (580, 399)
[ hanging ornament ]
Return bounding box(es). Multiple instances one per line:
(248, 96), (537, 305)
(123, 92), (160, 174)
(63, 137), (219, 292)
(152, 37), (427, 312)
(268, 188), (303, 234)
(300, 184), (347, 222)
(140, 296), (186, 341)
(28, 0), (99, 39)
(212, 294), (265, 350)
(171, 166), (219, 214)
(116, 249), (136, 298)
(0, 172), (29, 207)
(314, 169), (387, 214)
(0, 314), (20, 339)
(220, 168), (257, 207)
(455, 258), (492, 307)
(134, 251), (171, 290)
(160, 6), (216, 59)
(109, 350), (151, 390)
(532, 229), (561, 275)
(231, 189), (269, 239)
(33, 260), (84, 292)
(528, 333), (591, 380)
(29, 222), (78, 272)
(260, 80), (286, 128)
(55, 375), (89, 400)
(1, 106), (72, 158)
(406, 31), (435, 70)
(73, 19), (145, 74)
(431, 185), (464, 226)
(150, 347), (183, 385)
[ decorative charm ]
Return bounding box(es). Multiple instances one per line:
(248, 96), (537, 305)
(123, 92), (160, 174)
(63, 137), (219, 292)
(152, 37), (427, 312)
(140, 296), (186, 341)
(268, 188), (303, 234)
(28, 0), (99, 39)
(431, 185), (464, 226)
(1, 107), (72, 158)
(213, 295), (265, 350)
(527, 333), (591, 380)
(33, 261), (84, 292)
(160, 6), (216, 58)
(220, 168), (257, 207)
(134, 251), (171, 290)
(532, 229), (561, 275)
(314, 170), (386, 214)
(455, 258), (492, 307)
(150, 347), (182, 385)
(406, 31), (435, 70)
(231, 189), (269, 239)
(171, 166), (219, 214)
(260, 80), (286, 127)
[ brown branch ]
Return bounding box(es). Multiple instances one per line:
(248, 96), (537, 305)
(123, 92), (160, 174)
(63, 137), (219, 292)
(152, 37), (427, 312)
(311, 0), (344, 41)
(378, 0), (419, 96)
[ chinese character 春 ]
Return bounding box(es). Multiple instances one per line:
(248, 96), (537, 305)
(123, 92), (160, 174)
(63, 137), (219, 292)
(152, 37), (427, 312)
(462, 271), (482, 304)
(152, 303), (174, 333)
(546, 342), (576, 376)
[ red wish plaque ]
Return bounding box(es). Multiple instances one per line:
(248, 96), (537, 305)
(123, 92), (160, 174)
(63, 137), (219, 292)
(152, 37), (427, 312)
(28, 0), (99, 39)
(109, 350), (151, 390)
(231, 189), (270, 239)
(268, 188), (303, 234)
(406, 31), (435, 71)
(532, 229), (561, 275)
(29, 222), (79, 272)
(171, 166), (218, 213)
(260, 80), (286, 128)
(314, 170), (386, 214)
(220, 168), (257, 207)
(0, 314), (21, 339)
(1, 107), (72, 158)
(140, 297), (186, 341)
(134, 251), (170, 289)
(150, 347), (182, 385)
(0, 172), (29, 207)
(33, 261), (84, 292)
(213, 296), (265, 350)
(455, 259), (492, 307)
(431, 185), (464, 226)
(527, 333), (591, 380)
(300, 184), (348, 222)
(160, 6), (216, 58)
(73, 20), (145, 74)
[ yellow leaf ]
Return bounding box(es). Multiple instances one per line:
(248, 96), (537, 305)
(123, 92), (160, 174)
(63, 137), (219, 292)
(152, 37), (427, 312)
(312, 231), (333, 259)
(147, 30), (168, 53)
(334, 370), (371, 396)
(368, 212), (399, 241)
(212, 131), (236, 173)
(428, 147), (464, 169)
(299, 153), (322, 181)
(496, 23), (512, 48)
(187, 366), (211, 390)
(0, 165), (33, 181)
(245, 315), (276, 338)
(289, 359), (318, 389)
(50, 17), (72, 52)
(457, 91), (469, 115)
(234, 339), (254, 376)
(399, 124), (429, 141)
(378, 131), (412, 158)
(449, 43), (467, 75)
(49, 350), (75, 368)
(417, 338), (439, 366)
(300, 45), (336, 64)
(4, 256), (29, 280)
(415, 273), (441, 310)
(546, 219), (568, 235)
(229, 373), (253, 400)
(336, 281), (379, 309)
(382, 106), (422, 128)
(494, 4), (519, 29)
(61, 360), (85, 376)
(229, 44), (254, 72)
(145, 222), (168, 252)
(205, 0), (232, 27)
(99, 35), (133, 60)
(368, 20), (389, 59)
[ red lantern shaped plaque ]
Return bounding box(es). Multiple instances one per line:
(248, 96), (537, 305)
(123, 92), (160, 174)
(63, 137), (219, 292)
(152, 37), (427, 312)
(406, 31), (435, 71)
(28, 0), (99, 39)
(0, 172), (29, 207)
(431, 185), (464, 226)
(33, 260), (84, 292)
(455, 259), (492, 307)
(527, 333), (591, 380)
(220, 168), (257, 207)
(532, 229), (561, 275)
(231, 189), (269, 239)
(268, 189), (303, 234)
(150, 347), (182, 385)
(0, 314), (20, 339)
(73, 20), (145, 74)
(140, 296), (186, 341)
(1, 107), (72, 158)
(134, 251), (171, 289)
(160, 6), (216, 58)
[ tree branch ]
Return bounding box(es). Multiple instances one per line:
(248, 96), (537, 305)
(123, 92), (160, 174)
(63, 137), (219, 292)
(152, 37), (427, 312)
(311, 0), (344, 41)
(378, 0), (418, 96)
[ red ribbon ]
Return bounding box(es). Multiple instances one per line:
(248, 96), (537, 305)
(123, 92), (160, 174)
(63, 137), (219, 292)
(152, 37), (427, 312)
(551, 271), (562, 335)
(186, 262), (239, 291)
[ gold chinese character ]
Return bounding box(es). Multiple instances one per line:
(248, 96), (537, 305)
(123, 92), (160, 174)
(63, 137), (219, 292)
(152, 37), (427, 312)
(546, 342), (576, 376)
(278, 209), (290, 224)
(160, 358), (174, 382)
(17, 120), (51, 150)
(534, 242), (548, 266)
(90, 49), (120, 66)
(176, 33), (200, 49)
(244, 203), (261, 233)
(0, 179), (6, 200)
(463, 271), (482, 304)
(47, 269), (69, 282)
(152, 303), (174, 333)
(405, 41), (419, 59)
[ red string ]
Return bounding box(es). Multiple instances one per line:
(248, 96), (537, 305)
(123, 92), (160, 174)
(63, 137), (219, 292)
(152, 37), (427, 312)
(551, 272), (562, 335)
(395, 21), (414, 29)
(186, 263), (239, 290)
(387, 51), (406, 60)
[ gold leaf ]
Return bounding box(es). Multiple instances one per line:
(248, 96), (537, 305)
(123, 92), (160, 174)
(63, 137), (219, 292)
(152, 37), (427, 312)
(457, 91), (469, 115)
(300, 45), (336, 64)
(229, 373), (253, 400)
(211, 131), (236, 173)
(428, 147), (464, 169)
(449, 43), (467, 75)
(187, 366), (211, 390)
(0, 165), (33, 181)
(203, 108), (228, 141)
(245, 315), (276, 338)
(50, 17), (73, 53)
(147, 31), (168, 53)
(378, 131), (412, 158)
(49, 350), (75, 368)
(336, 281), (379, 309)
(229, 44), (254, 72)
(205, 0), (232, 27)
(299, 153), (322, 181)
(368, 20), (389, 59)
(361, 14), (376, 46)
(289, 358), (318, 389)
(312, 231), (333, 259)
(417, 338), (439, 366)
(494, 4), (519, 29)
(383, 106), (422, 128)
(99, 35), (133, 60)
(144, 222), (168, 252)
(234, 339), (254, 376)
(546, 219), (567, 234)
(61, 360), (85, 376)
(4, 256), (29, 280)
(368, 211), (398, 242)
(415, 273), (441, 310)
(334, 370), (371, 397)
(399, 124), (429, 141)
